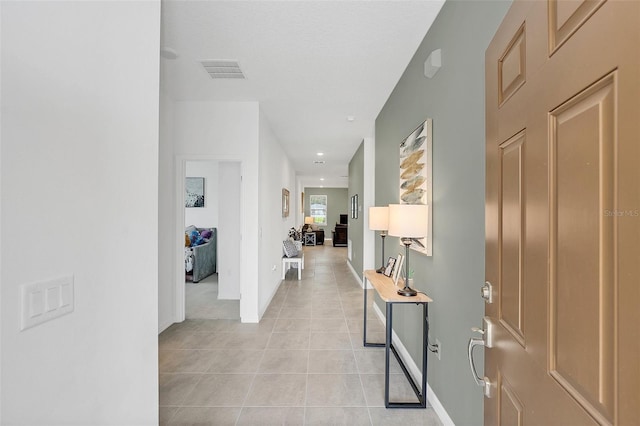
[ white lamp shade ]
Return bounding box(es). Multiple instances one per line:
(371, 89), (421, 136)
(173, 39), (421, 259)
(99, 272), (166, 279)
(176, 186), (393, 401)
(387, 204), (428, 238)
(304, 216), (313, 225)
(368, 206), (389, 231)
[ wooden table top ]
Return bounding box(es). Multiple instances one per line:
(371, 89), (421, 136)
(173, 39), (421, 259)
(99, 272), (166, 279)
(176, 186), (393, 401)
(364, 270), (433, 303)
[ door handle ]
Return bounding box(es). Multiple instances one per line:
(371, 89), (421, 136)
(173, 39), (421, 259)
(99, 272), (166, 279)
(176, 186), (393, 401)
(468, 335), (486, 387)
(467, 321), (494, 397)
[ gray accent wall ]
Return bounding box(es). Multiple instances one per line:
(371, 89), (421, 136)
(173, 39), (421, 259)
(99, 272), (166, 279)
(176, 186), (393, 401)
(374, 1), (511, 424)
(348, 141), (365, 279)
(304, 187), (349, 235)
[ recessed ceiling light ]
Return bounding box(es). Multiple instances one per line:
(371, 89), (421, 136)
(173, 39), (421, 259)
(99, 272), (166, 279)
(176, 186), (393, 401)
(320, 178), (325, 181)
(317, 152), (324, 156)
(347, 116), (355, 122)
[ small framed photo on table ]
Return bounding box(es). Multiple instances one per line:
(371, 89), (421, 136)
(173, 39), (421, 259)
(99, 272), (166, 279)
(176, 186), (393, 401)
(393, 253), (404, 286)
(383, 257), (396, 277)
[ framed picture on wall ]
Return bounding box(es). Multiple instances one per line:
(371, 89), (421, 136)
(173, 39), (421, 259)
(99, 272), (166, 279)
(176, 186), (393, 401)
(350, 195), (355, 219)
(354, 194), (359, 219)
(185, 177), (205, 208)
(399, 118), (433, 256)
(350, 194), (359, 219)
(282, 188), (290, 217)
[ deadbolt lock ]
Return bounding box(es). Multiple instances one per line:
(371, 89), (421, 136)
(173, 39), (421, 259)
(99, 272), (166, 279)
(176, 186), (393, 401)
(481, 281), (493, 304)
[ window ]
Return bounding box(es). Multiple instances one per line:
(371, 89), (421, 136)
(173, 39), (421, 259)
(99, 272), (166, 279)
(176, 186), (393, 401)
(309, 195), (327, 226)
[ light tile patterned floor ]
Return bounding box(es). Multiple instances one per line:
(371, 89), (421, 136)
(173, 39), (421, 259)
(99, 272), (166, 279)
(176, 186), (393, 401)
(159, 245), (443, 425)
(185, 274), (240, 320)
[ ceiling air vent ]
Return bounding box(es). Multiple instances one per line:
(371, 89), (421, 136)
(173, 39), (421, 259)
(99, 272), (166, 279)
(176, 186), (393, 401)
(314, 160), (326, 165)
(200, 60), (245, 79)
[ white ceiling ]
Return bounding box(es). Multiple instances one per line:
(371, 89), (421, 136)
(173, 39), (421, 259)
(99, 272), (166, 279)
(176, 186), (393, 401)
(160, 0), (445, 188)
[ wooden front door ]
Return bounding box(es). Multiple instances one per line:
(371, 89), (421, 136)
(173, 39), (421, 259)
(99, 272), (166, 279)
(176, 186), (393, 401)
(485, 0), (639, 424)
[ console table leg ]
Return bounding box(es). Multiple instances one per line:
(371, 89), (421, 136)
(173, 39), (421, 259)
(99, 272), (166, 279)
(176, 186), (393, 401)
(385, 302), (393, 408)
(363, 278), (368, 346)
(422, 303), (428, 407)
(363, 277), (385, 348)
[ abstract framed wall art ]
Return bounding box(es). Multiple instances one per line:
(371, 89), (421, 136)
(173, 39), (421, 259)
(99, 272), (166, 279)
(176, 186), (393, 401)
(399, 118), (433, 256)
(185, 177), (205, 208)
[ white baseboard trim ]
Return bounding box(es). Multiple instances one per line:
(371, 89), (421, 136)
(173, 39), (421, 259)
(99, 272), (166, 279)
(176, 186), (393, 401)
(346, 261), (365, 288)
(159, 320), (173, 334)
(371, 303), (454, 426)
(259, 278), (284, 320)
(426, 382), (454, 426)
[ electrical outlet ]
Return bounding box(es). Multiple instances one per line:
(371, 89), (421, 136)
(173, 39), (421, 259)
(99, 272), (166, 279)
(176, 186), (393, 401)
(435, 338), (442, 360)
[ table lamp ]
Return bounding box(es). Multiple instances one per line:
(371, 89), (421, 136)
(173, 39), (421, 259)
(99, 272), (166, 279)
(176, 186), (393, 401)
(388, 204), (428, 296)
(369, 206), (389, 273)
(303, 216), (313, 232)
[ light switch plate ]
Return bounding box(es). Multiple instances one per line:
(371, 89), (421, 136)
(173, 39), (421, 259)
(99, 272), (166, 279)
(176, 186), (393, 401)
(21, 275), (74, 331)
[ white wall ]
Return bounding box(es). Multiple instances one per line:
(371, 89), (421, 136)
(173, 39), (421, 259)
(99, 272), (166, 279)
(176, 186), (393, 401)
(1, 1), (160, 424)
(217, 162), (241, 299)
(258, 108), (296, 316)
(363, 136), (376, 272)
(159, 92), (175, 332)
(185, 161), (219, 228)
(168, 101), (260, 322)
(0, 2), (3, 418)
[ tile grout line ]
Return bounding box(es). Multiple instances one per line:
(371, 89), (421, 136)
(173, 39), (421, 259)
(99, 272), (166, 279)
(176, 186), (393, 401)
(337, 259), (375, 425)
(304, 249), (317, 424)
(235, 273), (290, 424)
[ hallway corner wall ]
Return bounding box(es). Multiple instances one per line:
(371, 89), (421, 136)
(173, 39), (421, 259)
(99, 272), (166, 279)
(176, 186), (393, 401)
(348, 141), (365, 279)
(374, 1), (511, 424)
(159, 91), (176, 332)
(257, 108), (296, 317)
(2, 1), (161, 423)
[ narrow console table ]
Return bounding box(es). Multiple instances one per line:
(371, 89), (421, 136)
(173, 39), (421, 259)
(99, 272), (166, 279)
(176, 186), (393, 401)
(362, 269), (432, 409)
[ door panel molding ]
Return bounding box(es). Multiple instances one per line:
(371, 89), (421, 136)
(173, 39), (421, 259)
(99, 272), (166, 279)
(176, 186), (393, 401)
(548, 72), (617, 425)
(499, 371), (524, 426)
(549, 0), (606, 55)
(499, 131), (526, 345)
(498, 23), (526, 106)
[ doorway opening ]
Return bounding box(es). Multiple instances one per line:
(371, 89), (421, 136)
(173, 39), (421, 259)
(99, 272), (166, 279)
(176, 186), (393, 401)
(177, 158), (242, 321)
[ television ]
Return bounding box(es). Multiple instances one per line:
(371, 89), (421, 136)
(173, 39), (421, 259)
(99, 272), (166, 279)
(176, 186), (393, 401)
(339, 214), (348, 225)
